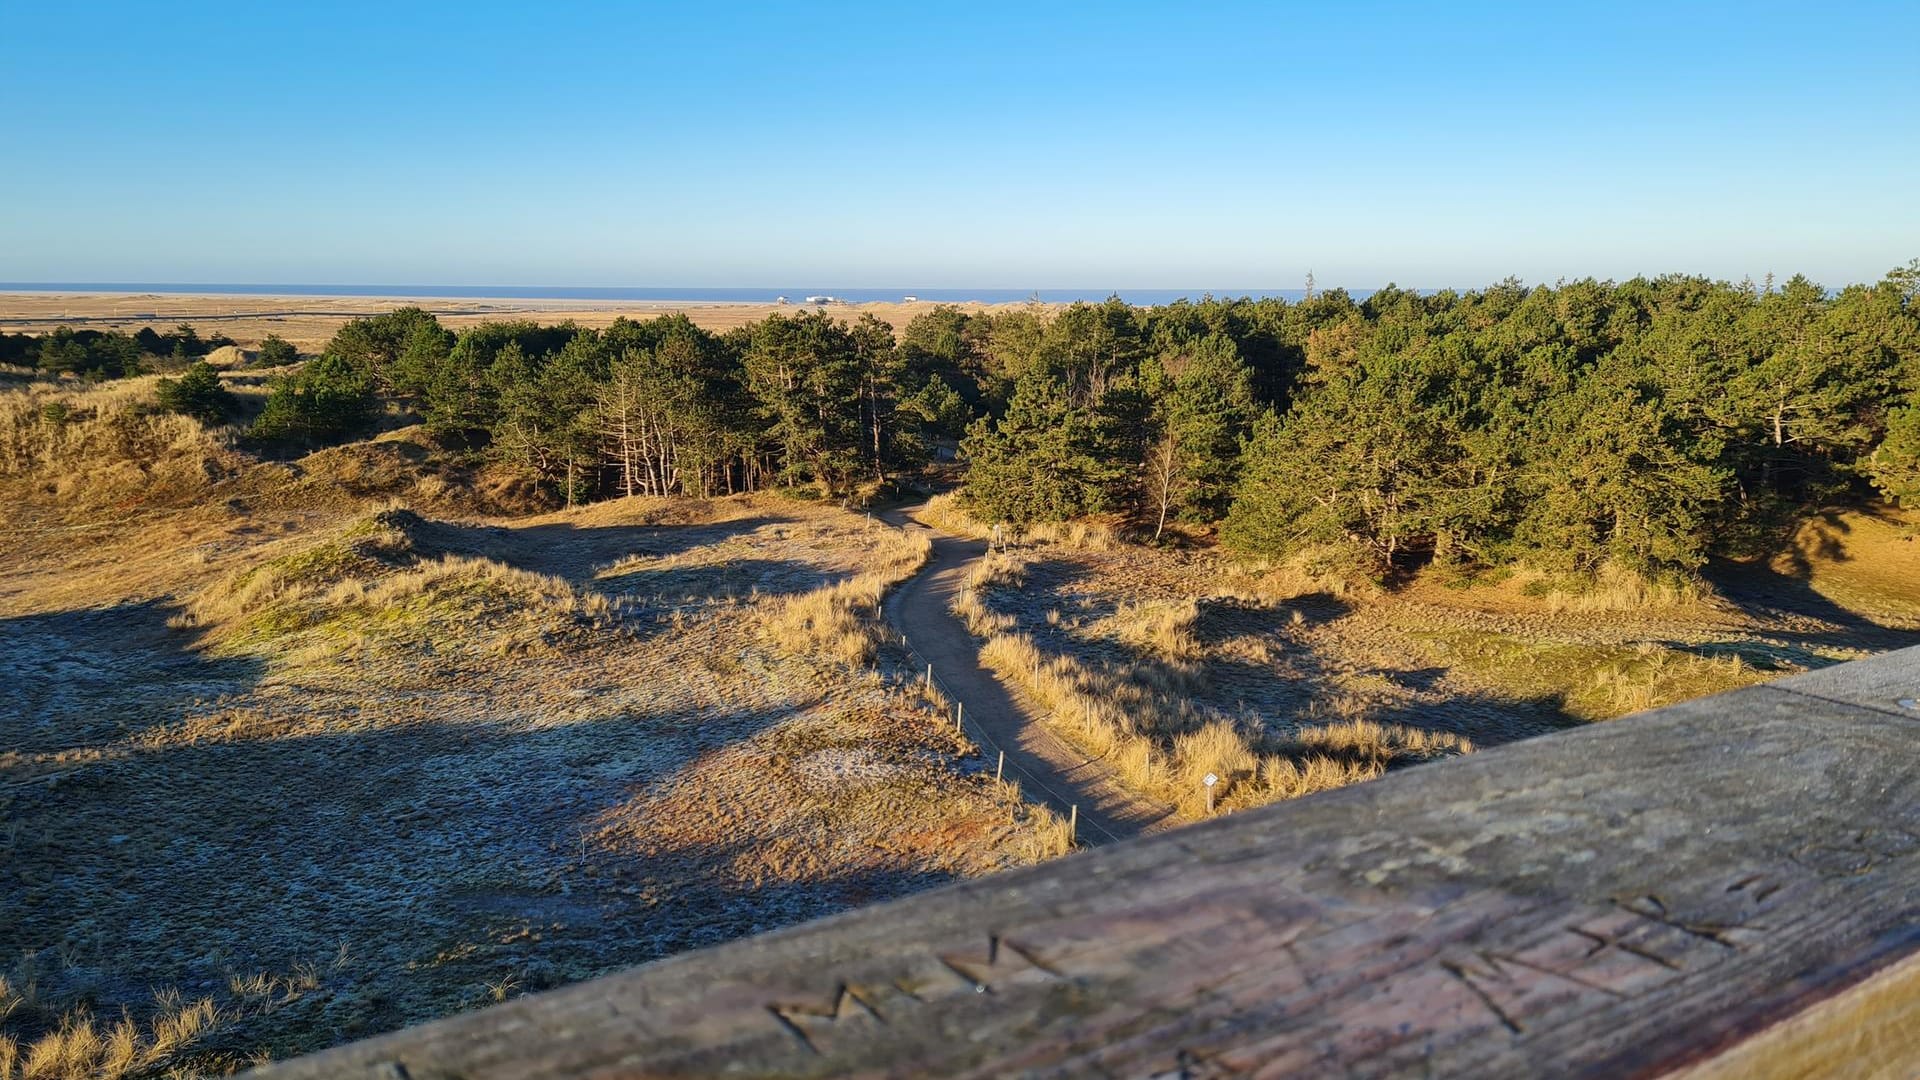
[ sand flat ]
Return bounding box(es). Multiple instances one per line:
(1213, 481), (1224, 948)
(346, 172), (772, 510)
(0, 291), (1022, 346)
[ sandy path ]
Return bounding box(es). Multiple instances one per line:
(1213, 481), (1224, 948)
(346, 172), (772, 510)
(882, 509), (1175, 844)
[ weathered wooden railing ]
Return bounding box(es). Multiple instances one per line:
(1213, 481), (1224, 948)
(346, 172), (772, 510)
(255, 647), (1920, 1078)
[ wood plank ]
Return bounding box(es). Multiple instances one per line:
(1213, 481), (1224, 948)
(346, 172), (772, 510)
(252, 650), (1920, 1079)
(1672, 950), (1920, 1080)
(1770, 645), (1920, 717)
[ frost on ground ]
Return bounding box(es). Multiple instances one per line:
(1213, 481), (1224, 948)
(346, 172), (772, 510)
(0, 494), (1056, 1075)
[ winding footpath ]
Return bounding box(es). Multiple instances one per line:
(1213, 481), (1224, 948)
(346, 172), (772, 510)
(881, 507), (1175, 844)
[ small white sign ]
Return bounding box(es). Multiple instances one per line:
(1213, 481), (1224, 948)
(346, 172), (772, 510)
(1202, 773), (1218, 788)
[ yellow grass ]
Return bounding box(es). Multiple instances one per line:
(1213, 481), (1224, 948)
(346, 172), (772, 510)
(1412, 629), (1767, 721)
(964, 551), (1027, 591)
(1535, 564), (1711, 613)
(1019, 519), (1119, 550)
(920, 494), (1119, 550)
(1768, 507), (1920, 624)
(1278, 718), (1473, 765)
(969, 606), (1470, 819)
(1113, 598), (1201, 662)
(1216, 545), (1375, 602)
(0, 376), (253, 508)
(996, 787), (1078, 861)
(1258, 754), (1384, 799)
(766, 523), (931, 666)
(0, 989), (219, 1080)
(915, 492), (995, 541)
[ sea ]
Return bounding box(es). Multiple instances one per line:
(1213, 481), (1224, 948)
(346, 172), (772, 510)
(0, 283), (1331, 306)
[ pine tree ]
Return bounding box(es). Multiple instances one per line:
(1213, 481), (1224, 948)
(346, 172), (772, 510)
(257, 334), (300, 367)
(962, 373), (1125, 523)
(1868, 405), (1920, 507)
(155, 362), (238, 424)
(251, 354), (376, 442)
(1157, 334), (1256, 524)
(743, 312), (868, 492)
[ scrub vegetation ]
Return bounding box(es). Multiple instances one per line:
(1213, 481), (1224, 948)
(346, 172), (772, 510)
(3, 264), (1918, 1074)
(1, 452), (1059, 1075)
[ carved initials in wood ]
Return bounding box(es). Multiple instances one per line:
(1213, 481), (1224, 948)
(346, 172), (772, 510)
(766, 933), (1067, 1053)
(1792, 828), (1919, 878)
(767, 984), (883, 1055)
(1440, 947), (1625, 1035)
(937, 934), (1067, 993)
(1614, 890), (1767, 950)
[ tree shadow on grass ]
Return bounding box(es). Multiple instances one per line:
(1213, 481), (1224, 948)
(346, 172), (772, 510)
(1706, 553), (1920, 652)
(0, 696), (818, 1051)
(2, 680), (994, 1066)
(418, 515), (794, 588)
(1358, 685), (1582, 747)
(1199, 648), (1580, 751)
(1190, 592), (1353, 646)
(0, 599), (267, 754)
(595, 557), (854, 606)
(1005, 557), (1104, 619)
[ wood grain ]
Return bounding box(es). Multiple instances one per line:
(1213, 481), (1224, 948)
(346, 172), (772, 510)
(1768, 646), (1920, 717)
(1674, 950), (1920, 1080)
(252, 646), (1920, 1079)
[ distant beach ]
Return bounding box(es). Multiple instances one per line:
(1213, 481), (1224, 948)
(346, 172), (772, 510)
(0, 284), (1346, 347)
(0, 283), (1318, 306)
(0, 290), (1011, 347)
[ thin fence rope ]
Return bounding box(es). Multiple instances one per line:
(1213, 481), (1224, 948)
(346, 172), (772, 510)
(892, 631), (1124, 845)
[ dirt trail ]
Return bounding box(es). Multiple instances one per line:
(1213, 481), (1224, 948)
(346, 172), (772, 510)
(881, 507), (1175, 844)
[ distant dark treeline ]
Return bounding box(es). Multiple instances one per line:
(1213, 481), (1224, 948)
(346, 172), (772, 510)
(0, 323), (234, 378)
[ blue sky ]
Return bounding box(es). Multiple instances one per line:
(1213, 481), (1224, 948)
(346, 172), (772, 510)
(2, 1), (1916, 290)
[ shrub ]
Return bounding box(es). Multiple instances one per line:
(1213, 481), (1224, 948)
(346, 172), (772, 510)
(154, 362), (238, 424)
(251, 354), (377, 442)
(257, 334), (300, 368)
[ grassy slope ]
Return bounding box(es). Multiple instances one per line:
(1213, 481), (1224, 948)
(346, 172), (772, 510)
(1, 472), (1061, 1074)
(947, 503), (1920, 817)
(3, 369), (1914, 1076)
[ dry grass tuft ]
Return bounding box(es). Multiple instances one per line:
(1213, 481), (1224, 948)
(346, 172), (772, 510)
(952, 552), (1029, 636)
(1276, 719), (1473, 766)
(1217, 544), (1377, 602)
(1257, 754), (1385, 799)
(963, 572), (1471, 819)
(766, 524), (931, 666)
(1018, 519), (1119, 551)
(921, 495), (1119, 550)
(952, 587), (1016, 638)
(1010, 800), (1079, 861)
(0, 374), (259, 508)
(1530, 564), (1712, 613)
(0, 988), (219, 1080)
(1114, 598), (1201, 662)
(915, 493), (995, 540)
(1173, 720), (1258, 794)
(964, 551), (1027, 592)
